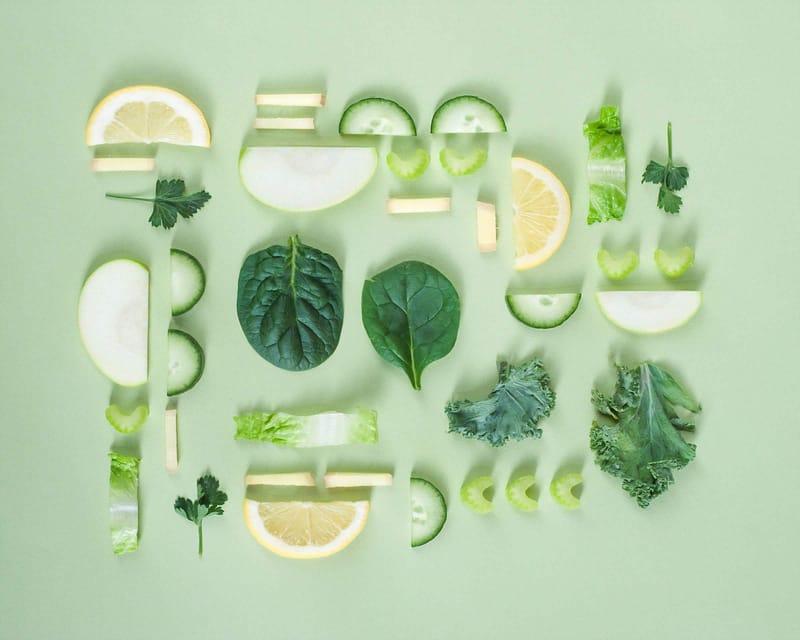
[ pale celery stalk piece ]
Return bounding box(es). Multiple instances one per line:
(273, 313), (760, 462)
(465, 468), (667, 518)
(655, 247), (695, 278)
(165, 408), (178, 473)
(460, 476), (494, 514)
(91, 157), (155, 172)
(597, 249), (639, 280)
(386, 196), (451, 214)
(109, 452), (140, 555)
(550, 472), (583, 509)
(476, 201), (497, 252)
(105, 404), (148, 434)
(245, 472), (316, 486)
(324, 472), (393, 488)
(386, 148), (430, 180)
(506, 475), (538, 512)
(234, 407), (378, 447)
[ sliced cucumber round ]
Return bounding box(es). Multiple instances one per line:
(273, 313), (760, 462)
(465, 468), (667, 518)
(167, 329), (204, 396)
(505, 293), (581, 329)
(460, 476), (494, 514)
(597, 249), (639, 280)
(171, 249), (205, 315)
(550, 472), (582, 509)
(440, 146), (488, 176)
(339, 97), (416, 136)
(386, 148), (430, 180)
(654, 246), (695, 278)
(410, 477), (446, 548)
(430, 95), (507, 134)
(506, 475), (538, 512)
(105, 404), (149, 434)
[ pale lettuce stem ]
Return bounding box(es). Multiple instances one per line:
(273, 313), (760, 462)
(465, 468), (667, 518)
(667, 122), (673, 164)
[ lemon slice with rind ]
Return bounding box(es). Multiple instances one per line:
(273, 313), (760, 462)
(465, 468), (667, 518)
(86, 86), (210, 147)
(243, 499), (369, 559)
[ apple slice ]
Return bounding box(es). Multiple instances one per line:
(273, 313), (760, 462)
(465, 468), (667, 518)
(78, 259), (148, 386)
(239, 146), (377, 212)
(595, 290), (701, 334)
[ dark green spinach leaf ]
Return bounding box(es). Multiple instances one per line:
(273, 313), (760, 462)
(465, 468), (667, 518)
(361, 260), (460, 390)
(237, 236), (343, 371)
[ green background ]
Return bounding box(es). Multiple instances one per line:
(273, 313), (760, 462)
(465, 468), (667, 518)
(2, 1), (798, 638)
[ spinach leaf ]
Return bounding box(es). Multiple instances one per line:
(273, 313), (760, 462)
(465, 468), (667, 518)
(237, 235), (343, 371)
(361, 260), (460, 390)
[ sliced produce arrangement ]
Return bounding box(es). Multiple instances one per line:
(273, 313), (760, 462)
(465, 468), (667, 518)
(239, 146), (377, 212)
(550, 472), (582, 509)
(595, 290), (702, 334)
(237, 236), (343, 371)
(386, 148), (430, 180)
(505, 293), (581, 329)
(597, 248), (639, 280)
(386, 196), (451, 214)
(255, 93), (326, 107)
(591, 362), (701, 508)
(430, 95), (506, 133)
(86, 85), (211, 147)
(506, 475), (538, 512)
(106, 178), (211, 230)
(642, 122), (689, 214)
(439, 146), (488, 176)
(174, 473), (228, 556)
(339, 97), (416, 135)
(78, 258), (149, 387)
(105, 404), (148, 434)
(109, 452), (140, 555)
(654, 246), (695, 278)
(170, 249), (205, 315)
(460, 476), (494, 514)
(475, 201), (497, 252)
(234, 407), (378, 447)
(362, 260), (460, 390)
(410, 477), (447, 547)
(167, 329), (205, 396)
(446, 358), (556, 446)
(583, 105), (626, 224)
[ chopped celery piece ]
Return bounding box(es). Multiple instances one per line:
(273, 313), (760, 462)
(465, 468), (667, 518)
(597, 249), (639, 280)
(506, 475), (538, 512)
(460, 476), (494, 514)
(550, 472), (582, 509)
(655, 247), (695, 278)
(105, 404), (148, 434)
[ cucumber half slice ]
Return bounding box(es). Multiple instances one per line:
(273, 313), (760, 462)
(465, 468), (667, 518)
(171, 249), (205, 315)
(410, 477), (447, 548)
(167, 329), (204, 396)
(505, 293), (581, 329)
(339, 97), (416, 136)
(430, 95), (507, 134)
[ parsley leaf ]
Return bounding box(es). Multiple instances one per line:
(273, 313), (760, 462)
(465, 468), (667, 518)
(174, 473), (227, 555)
(641, 122), (689, 214)
(106, 178), (211, 229)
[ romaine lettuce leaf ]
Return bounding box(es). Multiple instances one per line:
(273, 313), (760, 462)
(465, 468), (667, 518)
(234, 407), (378, 447)
(109, 452), (140, 555)
(584, 105), (627, 224)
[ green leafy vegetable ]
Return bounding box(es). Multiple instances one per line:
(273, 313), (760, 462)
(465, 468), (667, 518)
(445, 358), (556, 446)
(237, 235), (344, 371)
(234, 407), (378, 447)
(109, 452), (140, 555)
(174, 473), (228, 556)
(361, 260), (460, 390)
(106, 178), (211, 229)
(591, 362), (701, 508)
(583, 105), (626, 224)
(642, 122), (689, 214)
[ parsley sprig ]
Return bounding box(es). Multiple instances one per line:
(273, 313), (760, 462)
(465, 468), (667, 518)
(106, 178), (211, 229)
(642, 122), (689, 214)
(174, 473), (227, 556)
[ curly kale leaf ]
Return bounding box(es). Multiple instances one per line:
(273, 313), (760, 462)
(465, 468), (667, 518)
(590, 363), (701, 508)
(445, 358), (556, 447)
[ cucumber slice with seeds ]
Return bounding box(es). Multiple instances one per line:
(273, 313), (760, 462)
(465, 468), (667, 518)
(505, 293), (581, 329)
(386, 148), (430, 180)
(171, 249), (205, 315)
(339, 97), (416, 136)
(440, 146), (488, 176)
(460, 476), (494, 514)
(654, 246), (695, 278)
(550, 472), (582, 509)
(431, 95), (507, 134)
(167, 329), (204, 397)
(105, 404), (149, 434)
(597, 249), (639, 280)
(506, 475), (538, 512)
(410, 477), (447, 547)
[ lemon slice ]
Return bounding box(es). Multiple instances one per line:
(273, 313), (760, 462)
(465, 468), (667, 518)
(511, 157), (571, 270)
(86, 86), (210, 147)
(243, 499), (369, 559)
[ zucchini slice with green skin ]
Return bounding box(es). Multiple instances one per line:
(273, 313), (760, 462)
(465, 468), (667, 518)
(550, 472), (582, 509)
(386, 148), (430, 180)
(105, 404), (149, 434)
(597, 249), (639, 280)
(506, 475), (538, 512)
(505, 293), (581, 329)
(440, 146), (488, 176)
(654, 247), (695, 278)
(460, 476), (494, 514)
(171, 249), (205, 315)
(430, 95), (507, 133)
(339, 97), (416, 136)
(410, 477), (447, 547)
(167, 329), (204, 397)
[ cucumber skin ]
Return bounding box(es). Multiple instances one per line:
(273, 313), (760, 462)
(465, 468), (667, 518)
(166, 329), (205, 397)
(505, 293), (581, 329)
(339, 97), (416, 136)
(410, 477), (447, 548)
(171, 249), (206, 316)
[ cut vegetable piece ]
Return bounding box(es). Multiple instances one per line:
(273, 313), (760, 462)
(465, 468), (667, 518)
(386, 196), (451, 214)
(511, 158), (571, 271)
(243, 499), (369, 558)
(109, 452), (140, 555)
(410, 477), (447, 548)
(245, 472), (316, 487)
(239, 146), (377, 212)
(655, 247), (695, 278)
(550, 472), (582, 509)
(164, 408), (178, 473)
(440, 146), (488, 176)
(506, 475), (538, 512)
(595, 291), (702, 334)
(476, 202), (497, 252)
(255, 93), (325, 107)
(78, 259), (149, 387)
(386, 148), (430, 180)
(431, 95), (506, 133)
(324, 472), (393, 488)
(254, 117), (315, 130)
(86, 85), (210, 147)
(91, 157), (155, 172)
(166, 329), (204, 396)
(339, 97), (416, 136)
(170, 249), (205, 315)
(597, 249), (639, 280)
(584, 105), (626, 224)
(234, 408), (378, 447)
(505, 293), (581, 329)
(460, 476), (494, 514)
(105, 404), (148, 434)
